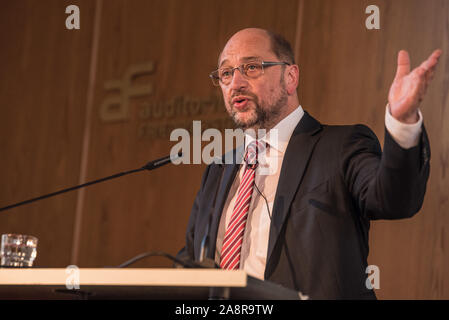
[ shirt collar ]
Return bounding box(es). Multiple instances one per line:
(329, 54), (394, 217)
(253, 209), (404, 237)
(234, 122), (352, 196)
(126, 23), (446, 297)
(244, 105), (304, 154)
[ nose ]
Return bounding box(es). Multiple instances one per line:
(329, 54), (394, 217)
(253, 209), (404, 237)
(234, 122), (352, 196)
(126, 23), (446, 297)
(229, 67), (248, 90)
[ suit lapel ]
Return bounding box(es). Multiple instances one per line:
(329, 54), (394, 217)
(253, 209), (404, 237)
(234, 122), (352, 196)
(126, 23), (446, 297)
(206, 147), (243, 259)
(266, 112), (323, 265)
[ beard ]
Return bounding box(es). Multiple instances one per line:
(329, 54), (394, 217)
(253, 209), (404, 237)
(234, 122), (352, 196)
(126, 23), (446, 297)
(227, 76), (288, 130)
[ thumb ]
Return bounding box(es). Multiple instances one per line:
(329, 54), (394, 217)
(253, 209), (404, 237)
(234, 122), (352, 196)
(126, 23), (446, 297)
(395, 50), (411, 79)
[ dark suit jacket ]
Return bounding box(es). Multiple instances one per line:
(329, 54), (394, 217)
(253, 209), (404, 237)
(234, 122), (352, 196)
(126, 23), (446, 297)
(177, 111), (430, 299)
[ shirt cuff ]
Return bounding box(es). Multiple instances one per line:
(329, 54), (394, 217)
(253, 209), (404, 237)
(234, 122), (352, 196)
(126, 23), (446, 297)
(385, 104), (423, 149)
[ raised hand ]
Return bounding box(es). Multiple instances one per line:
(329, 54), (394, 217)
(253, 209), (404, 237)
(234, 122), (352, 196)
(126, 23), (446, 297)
(388, 49), (442, 124)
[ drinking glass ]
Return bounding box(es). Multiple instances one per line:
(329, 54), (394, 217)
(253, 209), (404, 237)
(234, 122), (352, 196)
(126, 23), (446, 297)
(0, 234), (38, 267)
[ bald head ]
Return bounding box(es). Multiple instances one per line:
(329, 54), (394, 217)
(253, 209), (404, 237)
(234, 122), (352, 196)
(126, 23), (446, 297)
(219, 28), (295, 67)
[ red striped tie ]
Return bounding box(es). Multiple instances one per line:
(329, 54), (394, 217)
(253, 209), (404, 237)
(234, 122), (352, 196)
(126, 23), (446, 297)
(220, 140), (264, 270)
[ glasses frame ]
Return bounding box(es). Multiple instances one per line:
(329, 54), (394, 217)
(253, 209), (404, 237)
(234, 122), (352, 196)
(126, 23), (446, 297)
(209, 60), (291, 86)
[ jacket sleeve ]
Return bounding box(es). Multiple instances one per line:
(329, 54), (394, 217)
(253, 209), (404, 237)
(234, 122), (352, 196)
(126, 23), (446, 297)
(340, 124), (430, 220)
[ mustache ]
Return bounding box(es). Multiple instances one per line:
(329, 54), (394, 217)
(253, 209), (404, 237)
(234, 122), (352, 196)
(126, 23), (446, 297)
(229, 90), (258, 104)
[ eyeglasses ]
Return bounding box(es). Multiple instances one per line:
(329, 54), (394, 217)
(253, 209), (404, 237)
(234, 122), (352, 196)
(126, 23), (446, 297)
(209, 60), (290, 86)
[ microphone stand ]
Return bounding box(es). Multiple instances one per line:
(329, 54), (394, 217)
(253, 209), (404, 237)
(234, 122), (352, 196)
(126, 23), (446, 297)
(0, 152), (182, 213)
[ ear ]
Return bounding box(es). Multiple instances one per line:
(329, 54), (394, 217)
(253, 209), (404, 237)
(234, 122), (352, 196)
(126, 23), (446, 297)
(285, 64), (299, 95)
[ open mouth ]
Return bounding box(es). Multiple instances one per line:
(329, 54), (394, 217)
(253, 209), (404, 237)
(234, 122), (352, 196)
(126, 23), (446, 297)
(232, 97), (249, 110)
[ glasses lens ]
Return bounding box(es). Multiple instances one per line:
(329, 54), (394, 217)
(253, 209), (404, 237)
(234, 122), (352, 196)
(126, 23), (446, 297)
(210, 61), (265, 86)
(244, 62), (263, 78)
(218, 68), (233, 85)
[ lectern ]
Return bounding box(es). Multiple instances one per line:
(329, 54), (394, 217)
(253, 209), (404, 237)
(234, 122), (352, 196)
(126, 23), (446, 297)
(0, 268), (302, 300)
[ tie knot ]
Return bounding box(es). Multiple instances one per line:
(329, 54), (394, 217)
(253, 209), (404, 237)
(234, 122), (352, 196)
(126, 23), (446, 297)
(244, 140), (266, 168)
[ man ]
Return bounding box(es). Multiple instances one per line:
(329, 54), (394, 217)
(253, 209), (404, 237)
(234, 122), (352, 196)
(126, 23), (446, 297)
(177, 28), (441, 299)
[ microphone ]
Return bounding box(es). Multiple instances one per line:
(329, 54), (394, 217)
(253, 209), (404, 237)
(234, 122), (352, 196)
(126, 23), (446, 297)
(0, 152), (182, 213)
(142, 152), (181, 171)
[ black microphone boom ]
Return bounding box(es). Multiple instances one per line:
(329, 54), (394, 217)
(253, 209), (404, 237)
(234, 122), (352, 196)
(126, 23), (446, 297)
(0, 152), (182, 213)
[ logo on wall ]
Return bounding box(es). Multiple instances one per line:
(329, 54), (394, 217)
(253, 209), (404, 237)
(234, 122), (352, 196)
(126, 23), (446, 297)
(99, 62), (155, 122)
(99, 62), (233, 140)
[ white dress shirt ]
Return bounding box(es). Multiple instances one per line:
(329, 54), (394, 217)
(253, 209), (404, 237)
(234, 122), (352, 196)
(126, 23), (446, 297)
(215, 105), (423, 280)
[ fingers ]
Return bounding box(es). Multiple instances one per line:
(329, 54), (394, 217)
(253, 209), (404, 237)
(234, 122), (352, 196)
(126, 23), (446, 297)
(413, 50), (442, 104)
(431, 49), (443, 60)
(395, 50), (411, 79)
(414, 49), (442, 87)
(419, 49), (442, 72)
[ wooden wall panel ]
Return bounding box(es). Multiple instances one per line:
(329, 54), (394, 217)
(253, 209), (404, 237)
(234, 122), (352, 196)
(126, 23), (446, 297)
(0, 0), (95, 267)
(1, 0), (447, 300)
(298, 0), (449, 299)
(75, 0), (299, 268)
